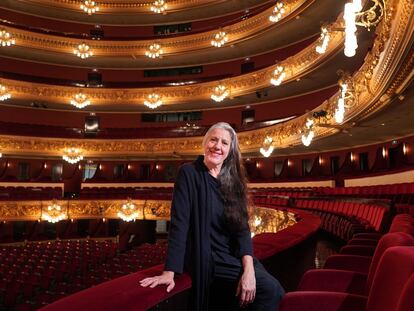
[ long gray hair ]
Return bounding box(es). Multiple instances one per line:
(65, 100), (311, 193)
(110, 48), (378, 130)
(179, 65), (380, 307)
(203, 122), (249, 232)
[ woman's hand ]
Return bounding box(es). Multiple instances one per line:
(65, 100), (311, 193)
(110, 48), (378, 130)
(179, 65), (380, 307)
(237, 256), (256, 307)
(139, 271), (175, 292)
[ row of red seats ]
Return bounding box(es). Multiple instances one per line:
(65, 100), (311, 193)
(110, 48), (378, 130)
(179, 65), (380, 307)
(0, 186), (62, 200)
(294, 199), (388, 231)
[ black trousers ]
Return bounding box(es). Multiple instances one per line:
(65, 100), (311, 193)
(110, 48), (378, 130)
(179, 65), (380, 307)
(209, 260), (285, 311)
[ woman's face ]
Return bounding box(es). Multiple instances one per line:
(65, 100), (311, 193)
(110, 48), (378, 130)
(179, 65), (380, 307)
(204, 128), (232, 168)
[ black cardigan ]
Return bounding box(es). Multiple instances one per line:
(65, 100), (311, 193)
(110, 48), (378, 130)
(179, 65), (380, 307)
(165, 156), (252, 310)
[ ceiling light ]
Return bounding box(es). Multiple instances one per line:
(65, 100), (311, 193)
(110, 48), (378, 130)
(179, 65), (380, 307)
(269, 2), (286, 22)
(74, 43), (93, 59)
(62, 148), (84, 164)
(0, 29), (15, 47)
(118, 199), (139, 222)
(270, 65), (286, 86)
(0, 84), (11, 101)
(70, 93), (91, 109)
(211, 85), (229, 102)
(144, 93), (163, 109)
(151, 0), (167, 14)
(145, 43), (163, 58)
(42, 200), (66, 223)
(259, 136), (274, 157)
(211, 31), (229, 47)
(80, 1), (99, 15)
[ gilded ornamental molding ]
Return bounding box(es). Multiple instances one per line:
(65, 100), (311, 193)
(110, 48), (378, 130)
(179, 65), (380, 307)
(3, 0), (310, 57)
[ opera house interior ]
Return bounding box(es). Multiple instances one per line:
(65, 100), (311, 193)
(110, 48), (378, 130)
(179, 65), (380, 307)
(0, 0), (414, 310)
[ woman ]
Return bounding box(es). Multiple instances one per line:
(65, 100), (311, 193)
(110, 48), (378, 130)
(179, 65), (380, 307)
(140, 122), (284, 310)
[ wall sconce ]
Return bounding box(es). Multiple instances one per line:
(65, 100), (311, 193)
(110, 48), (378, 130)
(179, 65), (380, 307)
(99, 164), (103, 170)
(403, 143), (408, 155)
(287, 160), (292, 167)
(350, 152), (355, 162)
(382, 147), (387, 158)
(255, 161), (261, 169)
(127, 164), (131, 170)
(155, 164), (160, 170)
(78, 164), (82, 170)
(318, 156), (323, 165)
(44, 163), (47, 168)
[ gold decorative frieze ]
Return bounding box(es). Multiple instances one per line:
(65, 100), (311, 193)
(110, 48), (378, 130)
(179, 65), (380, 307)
(0, 199), (171, 221)
(3, 0), (309, 57)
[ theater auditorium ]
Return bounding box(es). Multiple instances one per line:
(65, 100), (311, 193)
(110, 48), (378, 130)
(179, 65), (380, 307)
(0, 0), (414, 310)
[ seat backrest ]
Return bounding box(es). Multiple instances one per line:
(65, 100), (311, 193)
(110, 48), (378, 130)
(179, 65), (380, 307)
(366, 246), (414, 311)
(366, 232), (414, 291)
(397, 273), (414, 311)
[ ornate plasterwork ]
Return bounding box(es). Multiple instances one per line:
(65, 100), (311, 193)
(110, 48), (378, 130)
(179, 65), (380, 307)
(2, 26), (343, 107)
(0, 199), (171, 221)
(24, 0), (232, 12)
(4, 0), (309, 57)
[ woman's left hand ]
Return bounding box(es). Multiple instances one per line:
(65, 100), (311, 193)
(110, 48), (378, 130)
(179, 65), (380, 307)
(236, 267), (256, 307)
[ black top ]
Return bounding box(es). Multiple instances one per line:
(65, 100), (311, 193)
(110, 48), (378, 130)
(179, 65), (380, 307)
(164, 156), (253, 311)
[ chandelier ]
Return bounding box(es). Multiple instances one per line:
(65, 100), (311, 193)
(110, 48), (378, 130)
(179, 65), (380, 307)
(62, 148), (84, 164)
(317, 0), (386, 57)
(42, 200), (66, 223)
(74, 43), (93, 59)
(301, 118), (315, 147)
(144, 93), (163, 109)
(0, 29), (15, 47)
(315, 26), (330, 54)
(151, 0), (167, 14)
(0, 84), (11, 101)
(80, 1), (99, 15)
(211, 85), (229, 102)
(270, 65), (286, 86)
(335, 72), (356, 123)
(211, 31), (229, 47)
(145, 43), (163, 58)
(118, 199), (139, 222)
(269, 2), (286, 23)
(259, 136), (274, 157)
(70, 93), (91, 109)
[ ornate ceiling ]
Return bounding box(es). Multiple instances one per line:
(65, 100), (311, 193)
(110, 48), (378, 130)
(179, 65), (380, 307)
(0, 0), (413, 159)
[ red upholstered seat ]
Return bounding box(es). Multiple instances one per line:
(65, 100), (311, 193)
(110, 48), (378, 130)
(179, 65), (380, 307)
(279, 246), (414, 311)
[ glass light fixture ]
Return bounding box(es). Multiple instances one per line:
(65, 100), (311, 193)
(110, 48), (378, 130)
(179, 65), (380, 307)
(70, 93), (91, 109)
(144, 93), (163, 109)
(315, 26), (330, 54)
(270, 65), (286, 86)
(269, 2), (285, 22)
(259, 136), (274, 157)
(0, 84), (11, 101)
(74, 43), (93, 59)
(151, 0), (167, 14)
(80, 1), (99, 15)
(118, 199), (139, 222)
(42, 200), (66, 223)
(0, 29), (15, 47)
(301, 118), (315, 147)
(211, 85), (229, 102)
(145, 43), (163, 58)
(211, 31), (229, 47)
(62, 148), (84, 164)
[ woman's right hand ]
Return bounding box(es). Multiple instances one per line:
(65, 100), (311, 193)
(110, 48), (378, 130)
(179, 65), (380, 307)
(139, 271), (175, 292)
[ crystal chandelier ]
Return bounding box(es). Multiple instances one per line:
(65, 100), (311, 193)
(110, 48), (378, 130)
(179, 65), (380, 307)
(0, 84), (11, 101)
(74, 43), (93, 59)
(151, 0), (167, 14)
(335, 72), (356, 124)
(269, 2), (285, 23)
(0, 29), (15, 47)
(42, 200), (66, 223)
(118, 199), (139, 222)
(270, 65), (286, 86)
(70, 93), (91, 109)
(145, 43), (163, 58)
(211, 85), (229, 102)
(211, 31), (229, 47)
(315, 26), (330, 54)
(80, 1), (99, 15)
(301, 118), (315, 147)
(62, 148), (84, 164)
(259, 136), (274, 157)
(144, 93), (163, 109)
